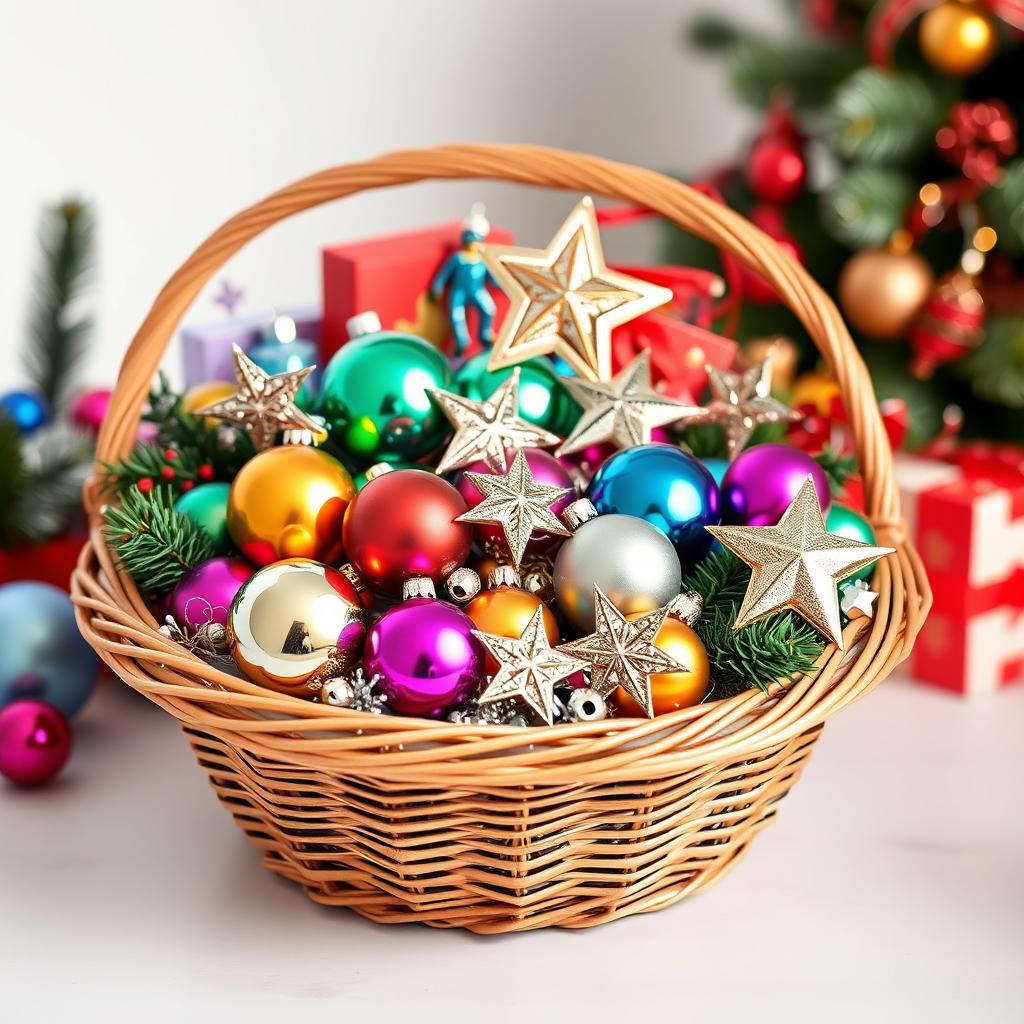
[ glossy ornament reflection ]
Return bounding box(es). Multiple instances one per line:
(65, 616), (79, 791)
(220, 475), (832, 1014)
(228, 560), (366, 695)
(227, 446), (354, 565)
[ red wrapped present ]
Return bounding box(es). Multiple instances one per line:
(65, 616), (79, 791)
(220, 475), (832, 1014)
(0, 533), (87, 591)
(321, 221), (513, 361)
(896, 447), (1024, 696)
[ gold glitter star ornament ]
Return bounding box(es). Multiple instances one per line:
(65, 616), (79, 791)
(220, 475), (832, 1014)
(707, 476), (894, 648)
(475, 607), (590, 725)
(428, 369), (561, 475)
(456, 449), (571, 567)
(557, 350), (707, 456)
(557, 586), (685, 718)
(195, 344), (321, 450)
(484, 197), (673, 382)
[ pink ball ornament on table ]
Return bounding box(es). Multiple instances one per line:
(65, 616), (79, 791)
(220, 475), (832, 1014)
(168, 557), (255, 634)
(69, 388), (112, 436)
(719, 443), (831, 526)
(0, 700), (72, 787)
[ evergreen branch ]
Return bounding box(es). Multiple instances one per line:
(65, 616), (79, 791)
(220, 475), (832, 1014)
(821, 166), (915, 248)
(100, 442), (207, 497)
(103, 486), (214, 594)
(813, 445), (858, 496)
(957, 315), (1024, 409)
(687, 13), (743, 53)
(979, 159), (1024, 257)
(24, 199), (95, 410)
(682, 547), (825, 696)
(10, 427), (92, 544)
(0, 418), (29, 545)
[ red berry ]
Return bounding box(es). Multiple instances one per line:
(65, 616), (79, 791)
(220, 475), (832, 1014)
(198, 464), (214, 481)
(137, 478), (155, 493)
(180, 480), (195, 493)
(164, 449), (178, 461)
(160, 465), (176, 481)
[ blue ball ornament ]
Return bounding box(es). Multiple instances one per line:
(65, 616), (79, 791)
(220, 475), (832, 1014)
(587, 443), (721, 569)
(701, 457), (729, 485)
(0, 390), (49, 436)
(0, 582), (100, 718)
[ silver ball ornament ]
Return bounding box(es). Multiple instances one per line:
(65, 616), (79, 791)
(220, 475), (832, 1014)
(553, 512), (682, 631)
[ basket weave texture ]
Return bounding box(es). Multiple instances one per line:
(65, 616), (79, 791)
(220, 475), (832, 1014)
(72, 144), (931, 933)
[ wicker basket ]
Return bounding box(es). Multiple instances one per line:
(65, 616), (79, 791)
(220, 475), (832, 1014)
(72, 144), (931, 933)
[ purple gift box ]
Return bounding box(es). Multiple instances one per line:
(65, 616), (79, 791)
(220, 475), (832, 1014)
(180, 305), (322, 387)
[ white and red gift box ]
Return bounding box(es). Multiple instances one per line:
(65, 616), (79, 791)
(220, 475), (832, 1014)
(896, 446), (1024, 696)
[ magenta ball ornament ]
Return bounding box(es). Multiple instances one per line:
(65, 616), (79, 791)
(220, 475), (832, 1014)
(364, 598), (484, 719)
(719, 443), (831, 526)
(457, 448), (576, 557)
(69, 388), (112, 436)
(0, 700), (72, 787)
(168, 557), (255, 634)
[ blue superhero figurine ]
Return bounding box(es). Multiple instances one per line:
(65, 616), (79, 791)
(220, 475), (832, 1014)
(430, 203), (498, 359)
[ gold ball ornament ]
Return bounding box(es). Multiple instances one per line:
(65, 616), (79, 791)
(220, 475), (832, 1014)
(837, 244), (935, 340)
(227, 446), (354, 565)
(919, 2), (999, 77)
(228, 559), (367, 695)
(181, 380), (237, 427)
(614, 613), (710, 717)
(467, 585), (559, 676)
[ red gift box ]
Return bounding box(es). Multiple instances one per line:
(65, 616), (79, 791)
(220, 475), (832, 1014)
(896, 448), (1024, 696)
(321, 221), (514, 362)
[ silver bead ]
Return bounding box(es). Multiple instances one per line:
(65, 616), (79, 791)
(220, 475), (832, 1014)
(446, 567), (481, 603)
(567, 687), (607, 722)
(553, 513), (682, 631)
(402, 576), (436, 601)
(322, 677), (356, 707)
(487, 564), (520, 589)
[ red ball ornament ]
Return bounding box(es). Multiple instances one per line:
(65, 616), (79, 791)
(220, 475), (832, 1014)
(739, 206), (805, 305)
(0, 700), (72, 787)
(936, 100), (1018, 185)
(342, 467), (473, 597)
(746, 134), (807, 205)
(909, 272), (986, 379)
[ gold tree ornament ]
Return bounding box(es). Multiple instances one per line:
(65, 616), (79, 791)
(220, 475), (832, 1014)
(456, 449), (571, 567)
(706, 476), (894, 649)
(475, 607), (589, 725)
(557, 586), (686, 718)
(704, 354), (802, 461)
(428, 369), (561, 475)
(556, 350), (708, 456)
(484, 197), (673, 382)
(195, 344), (321, 450)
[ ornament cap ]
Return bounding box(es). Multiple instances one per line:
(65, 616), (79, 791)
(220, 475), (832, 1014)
(322, 677), (356, 708)
(521, 570), (553, 602)
(402, 576), (437, 601)
(668, 590), (704, 626)
(346, 311), (383, 339)
(487, 564), (521, 589)
(567, 687), (606, 723)
(338, 562), (367, 596)
(446, 567), (482, 603)
(364, 462), (395, 483)
(562, 497), (598, 532)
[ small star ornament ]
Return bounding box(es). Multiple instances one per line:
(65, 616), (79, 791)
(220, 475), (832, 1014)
(429, 369), (561, 475)
(704, 353), (802, 460)
(557, 586), (686, 718)
(557, 349), (707, 456)
(475, 607), (590, 725)
(484, 197), (673, 382)
(707, 476), (894, 649)
(456, 449), (571, 566)
(195, 344), (320, 450)
(840, 579), (878, 621)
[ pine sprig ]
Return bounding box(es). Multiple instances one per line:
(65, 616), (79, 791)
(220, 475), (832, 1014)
(682, 547), (825, 697)
(103, 486), (214, 594)
(24, 200), (95, 410)
(101, 442), (210, 497)
(813, 445), (858, 496)
(0, 418), (29, 544)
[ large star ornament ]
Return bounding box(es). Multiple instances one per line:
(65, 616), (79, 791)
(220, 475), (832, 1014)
(557, 586), (685, 718)
(556, 350), (707, 456)
(704, 354), (802, 461)
(456, 449), (571, 566)
(475, 607), (590, 725)
(428, 369), (561, 475)
(484, 197), (673, 382)
(706, 476), (894, 649)
(195, 344), (320, 450)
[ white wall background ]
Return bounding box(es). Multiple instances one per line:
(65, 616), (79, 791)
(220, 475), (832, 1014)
(1, 0), (775, 391)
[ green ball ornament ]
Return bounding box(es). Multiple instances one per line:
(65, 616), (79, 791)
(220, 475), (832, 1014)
(826, 503), (877, 584)
(319, 332), (453, 464)
(454, 353), (580, 436)
(353, 459), (420, 490)
(174, 482), (232, 554)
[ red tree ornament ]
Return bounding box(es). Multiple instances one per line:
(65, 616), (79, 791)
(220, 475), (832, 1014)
(745, 107), (807, 205)
(738, 206), (805, 305)
(936, 100), (1018, 185)
(909, 272), (986, 378)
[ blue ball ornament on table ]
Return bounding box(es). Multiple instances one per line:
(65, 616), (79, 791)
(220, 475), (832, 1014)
(587, 443), (720, 569)
(0, 582), (100, 718)
(0, 390), (49, 436)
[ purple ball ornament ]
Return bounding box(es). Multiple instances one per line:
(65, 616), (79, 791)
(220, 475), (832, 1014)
(719, 443), (831, 526)
(457, 447), (576, 557)
(364, 596), (485, 719)
(169, 557), (255, 635)
(0, 700), (72, 787)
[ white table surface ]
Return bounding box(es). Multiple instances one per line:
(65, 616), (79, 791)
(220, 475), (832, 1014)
(2, 674), (1022, 1022)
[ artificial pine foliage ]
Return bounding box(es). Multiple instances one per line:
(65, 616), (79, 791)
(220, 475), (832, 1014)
(813, 445), (858, 496)
(681, 547), (825, 697)
(102, 486), (214, 594)
(101, 442), (209, 497)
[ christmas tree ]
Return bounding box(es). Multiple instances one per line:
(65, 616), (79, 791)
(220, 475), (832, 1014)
(668, 1), (1024, 445)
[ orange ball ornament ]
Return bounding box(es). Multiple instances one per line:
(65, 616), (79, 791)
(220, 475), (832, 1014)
(614, 614), (710, 717)
(838, 243), (934, 340)
(466, 571), (559, 674)
(919, 2), (999, 78)
(227, 446), (354, 566)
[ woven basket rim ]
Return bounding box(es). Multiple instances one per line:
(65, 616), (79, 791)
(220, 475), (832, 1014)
(71, 143), (932, 787)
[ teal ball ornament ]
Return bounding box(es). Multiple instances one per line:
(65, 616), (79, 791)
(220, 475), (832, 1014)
(826, 503), (878, 584)
(175, 482), (232, 554)
(319, 332), (453, 464)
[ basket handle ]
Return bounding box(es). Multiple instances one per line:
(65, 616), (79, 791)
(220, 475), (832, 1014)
(90, 143), (902, 533)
